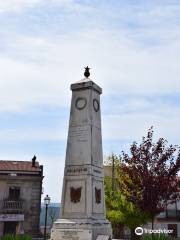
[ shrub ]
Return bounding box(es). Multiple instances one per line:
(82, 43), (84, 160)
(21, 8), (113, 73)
(15, 235), (32, 240)
(1, 235), (32, 240)
(1, 234), (14, 240)
(142, 234), (174, 240)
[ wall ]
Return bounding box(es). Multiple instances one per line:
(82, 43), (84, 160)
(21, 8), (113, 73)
(0, 174), (42, 237)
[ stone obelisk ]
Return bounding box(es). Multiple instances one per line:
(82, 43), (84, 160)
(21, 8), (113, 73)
(51, 67), (112, 240)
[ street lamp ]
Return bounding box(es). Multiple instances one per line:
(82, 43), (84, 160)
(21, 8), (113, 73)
(44, 194), (51, 240)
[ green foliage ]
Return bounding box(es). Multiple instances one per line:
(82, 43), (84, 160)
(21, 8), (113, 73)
(17, 235), (32, 240)
(0, 234), (14, 240)
(1, 234), (32, 240)
(104, 175), (150, 229)
(142, 234), (173, 240)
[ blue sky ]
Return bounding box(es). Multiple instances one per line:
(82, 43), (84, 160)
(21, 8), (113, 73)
(1, 0), (180, 202)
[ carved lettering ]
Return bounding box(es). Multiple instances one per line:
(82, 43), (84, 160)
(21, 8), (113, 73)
(69, 126), (89, 142)
(66, 167), (87, 175)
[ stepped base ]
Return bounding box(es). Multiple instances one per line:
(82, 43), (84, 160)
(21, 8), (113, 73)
(50, 218), (112, 240)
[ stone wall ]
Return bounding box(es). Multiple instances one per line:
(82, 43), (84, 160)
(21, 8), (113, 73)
(0, 174), (43, 237)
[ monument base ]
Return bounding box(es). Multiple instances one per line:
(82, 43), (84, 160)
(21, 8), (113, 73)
(50, 218), (112, 240)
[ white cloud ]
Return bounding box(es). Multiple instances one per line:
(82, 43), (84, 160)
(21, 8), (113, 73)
(0, 0), (92, 13)
(1, 27), (180, 112)
(0, 0), (41, 12)
(0, 127), (67, 142)
(102, 103), (180, 145)
(0, 55), (71, 111)
(0, 1), (180, 113)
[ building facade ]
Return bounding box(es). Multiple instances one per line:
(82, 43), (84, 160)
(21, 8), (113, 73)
(150, 198), (180, 238)
(0, 158), (43, 237)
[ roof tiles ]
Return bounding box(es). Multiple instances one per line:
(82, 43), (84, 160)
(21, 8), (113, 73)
(0, 160), (41, 172)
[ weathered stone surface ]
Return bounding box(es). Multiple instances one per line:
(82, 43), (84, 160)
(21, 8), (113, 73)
(51, 77), (112, 240)
(96, 235), (110, 240)
(51, 228), (92, 240)
(51, 219), (111, 240)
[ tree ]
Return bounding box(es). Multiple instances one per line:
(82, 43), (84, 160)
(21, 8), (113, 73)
(104, 154), (150, 239)
(121, 127), (180, 228)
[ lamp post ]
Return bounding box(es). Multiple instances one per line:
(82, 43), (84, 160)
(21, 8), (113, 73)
(44, 194), (51, 240)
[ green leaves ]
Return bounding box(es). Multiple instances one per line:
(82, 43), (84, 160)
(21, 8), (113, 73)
(0, 235), (32, 240)
(142, 234), (174, 240)
(104, 176), (149, 229)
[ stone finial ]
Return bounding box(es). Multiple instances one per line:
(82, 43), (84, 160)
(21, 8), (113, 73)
(84, 66), (90, 78)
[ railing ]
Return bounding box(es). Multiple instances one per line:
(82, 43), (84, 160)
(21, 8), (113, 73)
(1, 199), (24, 213)
(157, 210), (180, 221)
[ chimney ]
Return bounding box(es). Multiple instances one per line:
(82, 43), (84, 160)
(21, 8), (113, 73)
(40, 165), (43, 176)
(32, 155), (36, 167)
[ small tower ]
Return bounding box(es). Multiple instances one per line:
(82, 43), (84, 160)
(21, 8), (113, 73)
(51, 68), (112, 240)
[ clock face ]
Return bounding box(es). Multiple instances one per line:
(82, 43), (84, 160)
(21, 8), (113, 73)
(93, 99), (99, 112)
(75, 97), (87, 110)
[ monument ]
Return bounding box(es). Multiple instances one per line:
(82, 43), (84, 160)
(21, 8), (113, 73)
(51, 67), (112, 240)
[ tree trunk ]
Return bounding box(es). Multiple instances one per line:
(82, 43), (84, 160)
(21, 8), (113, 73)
(152, 217), (154, 240)
(152, 217), (154, 230)
(112, 223), (124, 239)
(131, 228), (140, 240)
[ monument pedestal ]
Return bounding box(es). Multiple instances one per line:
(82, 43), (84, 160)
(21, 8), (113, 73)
(51, 219), (112, 240)
(51, 70), (112, 240)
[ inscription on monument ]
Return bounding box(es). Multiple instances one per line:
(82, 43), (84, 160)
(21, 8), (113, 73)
(66, 167), (88, 176)
(56, 229), (92, 240)
(70, 187), (82, 203)
(69, 126), (89, 142)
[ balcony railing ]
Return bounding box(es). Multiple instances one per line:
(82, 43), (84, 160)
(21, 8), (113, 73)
(157, 210), (180, 221)
(1, 199), (24, 213)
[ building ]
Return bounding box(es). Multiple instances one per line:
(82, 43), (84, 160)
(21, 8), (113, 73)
(148, 197), (180, 238)
(0, 158), (43, 237)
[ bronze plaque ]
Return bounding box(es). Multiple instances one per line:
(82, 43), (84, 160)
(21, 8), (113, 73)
(95, 187), (101, 204)
(70, 187), (82, 203)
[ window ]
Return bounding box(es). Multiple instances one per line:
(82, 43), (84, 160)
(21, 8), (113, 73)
(9, 187), (20, 200)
